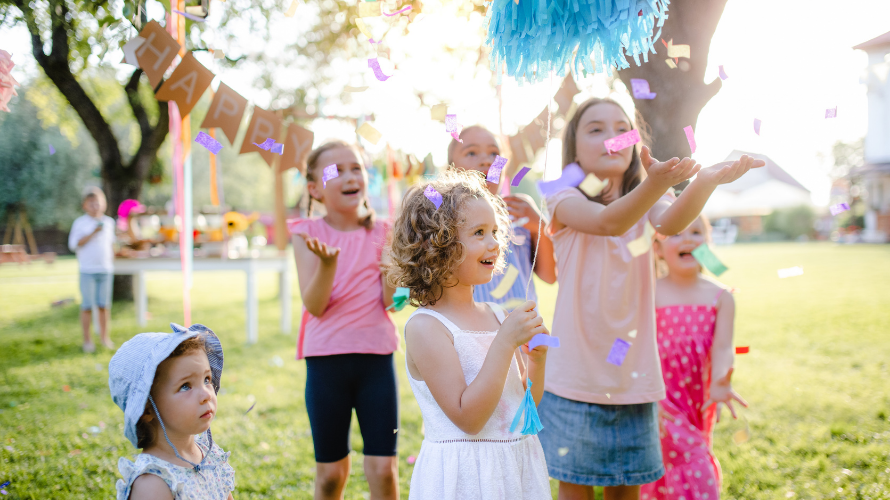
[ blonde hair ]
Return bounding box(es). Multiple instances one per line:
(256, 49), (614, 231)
(386, 168), (511, 306)
(654, 215), (713, 278)
(304, 140), (375, 230)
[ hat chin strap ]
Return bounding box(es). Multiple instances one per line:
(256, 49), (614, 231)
(148, 395), (216, 473)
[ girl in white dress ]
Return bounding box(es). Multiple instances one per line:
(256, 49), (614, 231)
(386, 169), (553, 499)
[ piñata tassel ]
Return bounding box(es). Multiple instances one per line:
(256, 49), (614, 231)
(510, 379), (544, 435)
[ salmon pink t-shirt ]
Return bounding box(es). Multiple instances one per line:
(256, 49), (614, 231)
(287, 217), (398, 359)
(543, 187), (674, 405)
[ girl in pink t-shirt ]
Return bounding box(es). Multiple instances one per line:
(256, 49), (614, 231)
(288, 140), (400, 500)
(537, 98), (763, 500)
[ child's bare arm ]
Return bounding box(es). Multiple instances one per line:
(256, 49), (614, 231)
(292, 233), (339, 317)
(129, 474), (174, 500)
(703, 291), (748, 421)
(523, 344), (548, 405)
(380, 248), (396, 308)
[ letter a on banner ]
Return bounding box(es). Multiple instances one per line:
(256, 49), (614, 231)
(200, 82), (247, 145)
(239, 106), (282, 167)
(155, 52), (214, 118)
(280, 123), (315, 173)
(135, 20), (181, 89)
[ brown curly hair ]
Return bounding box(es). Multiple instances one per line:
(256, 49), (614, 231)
(386, 168), (512, 307)
(304, 140), (376, 230)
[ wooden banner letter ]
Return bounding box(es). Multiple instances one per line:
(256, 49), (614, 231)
(239, 106), (282, 167)
(155, 52), (214, 118)
(135, 20), (181, 89)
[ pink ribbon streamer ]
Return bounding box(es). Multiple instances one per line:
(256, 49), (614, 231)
(368, 58), (391, 81)
(169, 102), (191, 326)
(683, 125), (696, 154)
(383, 5), (412, 16)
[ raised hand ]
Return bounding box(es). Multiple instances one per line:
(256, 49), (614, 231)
(504, 194), (541, 233)
(697, 155), (766, 187)
(702, 367), (749, 422)
(297, 233), (340, 266)
(640, 146), (701, 190)
(498, 301), (548, 349)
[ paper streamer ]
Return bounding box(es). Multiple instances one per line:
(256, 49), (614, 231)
(424, 185), (443, 209)
(830, 203), (850, 216)
(487, 155), (507, 184)
(322, 164), (338, 187)
(357, 122), (382, 144)
(691, 243), (728, 276)
(604, 129), (641, 154)
(777, 266), (803, 278)
(490, 265), (520, 299)
(626, 221), (656, 257)
(528, 333), (560, 350)
(285, 0), (298, 17)
(718, 65), (729, 80)
(683, 126), (696, 154)
(384, 5), (412, 16)
(368, 58), (390, 81)
(630, 79), (656, 99)
(254, 138), (275, 150)
(537, 163), (586, 197)
(172, 9), (205, 22)
(753, 119), (762, 136)
(735, 346), (750, 355)
(606, 338), (631, 366)
(195, 131), (223, 155)
(512, 166), (531, 186)
(578, 174), (607, 197)
(825, 107), (838, 119)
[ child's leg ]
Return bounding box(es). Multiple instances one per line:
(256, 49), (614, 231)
(558, 482), (596, 500)
(363, 456), (398, 500)
(96, 273), (113, 347)
(79, 273), (95, 349)
(353, 354), (399, 500)
(603, 485), (641, 500)
(315, 457), (351, 500)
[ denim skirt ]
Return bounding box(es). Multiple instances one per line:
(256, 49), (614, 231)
(538, 391), (665, 486)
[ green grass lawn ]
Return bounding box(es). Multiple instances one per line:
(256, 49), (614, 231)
(1, 243), (889, 499)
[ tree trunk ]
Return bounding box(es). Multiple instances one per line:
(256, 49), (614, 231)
(618, 0), (730, 169)
(113, 275), (134, 302)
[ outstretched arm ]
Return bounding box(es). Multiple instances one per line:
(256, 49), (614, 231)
(292, 233), (340, 317)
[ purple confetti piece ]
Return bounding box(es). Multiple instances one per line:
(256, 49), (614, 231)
(48, 144), (55, 155)
(528, 334), (560, 350)
(172, 9), (206, 22)
(424, 185), (443, 209)
(0, 481), (8, 488)
(603, 129), (641, 154)
(244, 402), (256, 415)
(830, 202), (850, 216)
(270, 142), (284, 155)
(445, 114), (462, 143)
(368, 58), (391, 81)
(253, 138), (275, 151)
(383, 5), (412, 16)
(511, 166), (531, 186)
(753, 118), (762, 136)
(537, 163), (587, 197)
(195, 131), (223, 155)
(718, 65), (729, 80)
(322, 164), (339, 187)
(825, 107), (837, 119)
(606, 338), (631, 366)
(487, 155), (507, 184)
(629, 78), (656, 99)
(683, 125), (696, 154)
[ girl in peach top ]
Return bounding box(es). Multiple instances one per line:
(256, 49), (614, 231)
(536, 98), (763, 500)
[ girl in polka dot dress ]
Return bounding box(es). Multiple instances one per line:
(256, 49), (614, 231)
(641, 215), (748, 500)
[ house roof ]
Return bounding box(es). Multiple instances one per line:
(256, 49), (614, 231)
(849, 162), (890, 177)
(853, 30), (890, 51)
(718, 150), (810, 193)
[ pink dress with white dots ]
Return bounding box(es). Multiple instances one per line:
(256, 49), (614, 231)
(641, 291), (725, 500)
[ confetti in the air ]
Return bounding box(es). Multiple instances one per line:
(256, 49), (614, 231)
(424, 185), (443, 209)
(322, 164), (339, 187)
(445, 114), (462, 142)
(692, 244), (728, 276)
(630, 79), (656, 99)
(558, 447), (569, 457)
(487, 155), (507, 184)
(825, 107), (837, 119)
(683, 126), (697, 154)
(606, 338), (632, 366)
(528, 334), (560, 350)
(753, 119), (762, 136)
(356, 122), (382, 144)
(387, 287), (411, 312)
(368, 57), (391, 81)
(48, 144), (55, 155)
(777, 266), (804, 279)
(254, 138), (275, 151)
(284, 0), (298, 17)
(578, 174), (607, 198)
(718, 65), (729, 80)
(604, 129), (641, 154)
(512, 166), (531, 186)
(830, 203), (850, 216)
(735, 346), (750, 354)
(195, 131), (223, 155)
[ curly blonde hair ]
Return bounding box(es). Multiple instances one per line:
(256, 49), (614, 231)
(386, 168), (512, 307)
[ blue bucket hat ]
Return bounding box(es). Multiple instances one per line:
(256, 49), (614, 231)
(109, 323), (223, 471)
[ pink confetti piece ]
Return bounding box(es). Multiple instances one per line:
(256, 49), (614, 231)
(537, 163), (586, 196)
(368, 58), (391, 81)
(445, 114), (462, 143)
(825, 107), (837, 119)
(629, 78), (656, 99)
(528, 334), (560, 350)
(48, 144), (55, 155)
(383, 5), (412, 16)
(270, 143), (284, 155)
(683, 125), (696, 154)
(487, 155), (507, 184)
(322, 164), (338, 187)
(511, 166), (531, 186)
(753, 118), (761, 136)
(830, 202), (850, 216)
(718, 65), (729, 80)
(195, 131), (223, 155)
(254, 138), (275, 151)
(606, 338), (631, 366)
(424, 185), (443, 209)
(172, 9), (206, 22)
(603, 129), (641, 154)
(407, 455), (417, 465)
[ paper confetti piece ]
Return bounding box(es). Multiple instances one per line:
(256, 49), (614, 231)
(777, 266), (803, 279)
(512, 166), (531, 186)
(683, 125), (696, 154)
(407, 455), (417, 465)
(172, 9), (205, 22)
(753, 119), (761, 136)
(733, 428), (750, 444)
(825, 107), (838, 119)
(430, 104), (448, 122)
(358, 1), (381, 17)
(626, 221), (656, 257)
(384, 5), (412, 16)
(356, 122), (382, 144)
(830, 203), (850, 216)
(355, 18), (374, 38)
(490, 265), (519, 299)
(528, 334), (560, 350)
(195, 131), (223, 155)
(270, 143), (284, 155)
(558, 447), (569, 456)
(666, 40), (690, 59)
(487, 155), (507, 184)
(122, 36), (146, 66)
(603, 129), (641, 154)
(344, 85), (368, 92)
(322, 164), (339, 187)
(393, 428), (398, 433)
(284, 0), (298, 17)
(735, 346), (749, 354)
(424, 185), (443, 209)
(627, 329), (638, 338)
(691, 244), (728, 276)
(665, 59), (677, 69)
(213, 49), (225, 59)
(244, 402), (256, 415)
(368, 58), (391, 81)
(630, 78), (656, 99)
(63, 385), (70, 392)
(606, 338), (631, 366)
(254, 138), (275, 150)
(386, 287), (410, 311)
(445, 114), (462, 142)
(537, 163), (586, 196)
(718, 65), (729, 80)
(48, 144), (55, 155)
(578, 174), (607, 197)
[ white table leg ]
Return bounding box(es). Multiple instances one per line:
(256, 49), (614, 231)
(279, 265), (292, 334)
(134, 271), (147, 327)
(246, 261), (258, 344)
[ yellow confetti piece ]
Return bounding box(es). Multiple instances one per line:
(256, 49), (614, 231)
(627, 329), (637, 338)
(578, 174), (607, 197)
(285, 0), (298, 17)
(501, 298), (525, 310)
(667, 41), (690, 59)
(733, 428), (750, 444)
(626, 222), (655, 257)
(430, 104), (448, 122)
(344, 85), (369, 92)
(213, 49), (225, 59)
(355, 18), (373, 39)
(356, 122), (382, 145)
(490, 265), (519, 299)
(358, 1), (381, 17)
(665, 59), (677, 69)
(558, 447), (569, 456)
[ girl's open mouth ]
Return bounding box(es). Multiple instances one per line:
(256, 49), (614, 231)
(678, 251), (694, 260)
(342, 188), (360, 195)
(200, 410), (213, 419)
(480, 258), (494, 268)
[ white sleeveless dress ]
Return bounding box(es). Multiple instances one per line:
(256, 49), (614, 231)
(405, 304), (551, 500)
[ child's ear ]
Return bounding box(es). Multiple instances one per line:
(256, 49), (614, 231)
(306, 179), (323, 203)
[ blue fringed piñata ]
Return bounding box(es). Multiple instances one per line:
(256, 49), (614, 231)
(485, 0), (670, 84)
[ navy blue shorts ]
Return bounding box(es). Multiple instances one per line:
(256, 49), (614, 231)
(538, 391), (665, 486)
(305, 353), (399, 463)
